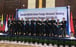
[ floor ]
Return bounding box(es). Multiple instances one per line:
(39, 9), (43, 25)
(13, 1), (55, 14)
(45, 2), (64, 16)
(0, 43), (36, 47)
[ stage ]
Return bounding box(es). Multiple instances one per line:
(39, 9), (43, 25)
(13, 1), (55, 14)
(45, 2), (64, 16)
(7, 35), (76, 41)
(28, 36), (76, 41)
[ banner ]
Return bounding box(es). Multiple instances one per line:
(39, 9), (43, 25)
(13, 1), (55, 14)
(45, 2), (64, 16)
(18, 7), (67, 21)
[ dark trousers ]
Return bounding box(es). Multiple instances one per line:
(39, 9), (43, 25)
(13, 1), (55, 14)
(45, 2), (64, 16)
(62, 28), (66, 37)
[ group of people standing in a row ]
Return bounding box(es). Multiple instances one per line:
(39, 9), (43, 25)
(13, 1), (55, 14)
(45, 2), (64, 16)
(8, 17), (67, 37)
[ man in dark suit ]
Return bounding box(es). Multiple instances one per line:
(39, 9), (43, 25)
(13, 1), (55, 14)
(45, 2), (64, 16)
(45, 18), (50, 36)
(40, 18), (45, 36)
(21, 18), (24, 35)
(50, 17), (56, 37)
(17, 20), (21, 35)
(56, 19), (62, 37)
(23, 20), (26, 36)
(9, 20), (13, 36)
(31, 17), (36, 36)
(26, 18), (30, 35)
(12, 19), (17, 36)
(61, 17), (66, 37)
(36, 18), (41, 36)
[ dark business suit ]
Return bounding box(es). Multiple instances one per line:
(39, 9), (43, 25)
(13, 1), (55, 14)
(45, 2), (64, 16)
(50, 20), (56, 36)
(61, 21), (66, 37)
(56, 22), (61, 36)
(17, 20), (21, 35)
(21, 21), (24, 35)
(10, 21), (13, 35)
(23, 21), (26, 35)
(26, 20), (30, 34)
(45, 20), (50, 36)
(36, 20), (41, 36)
(31, 20), (36, 35)
(40, 21), (45, 36)
(12, 20), (17, 35)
